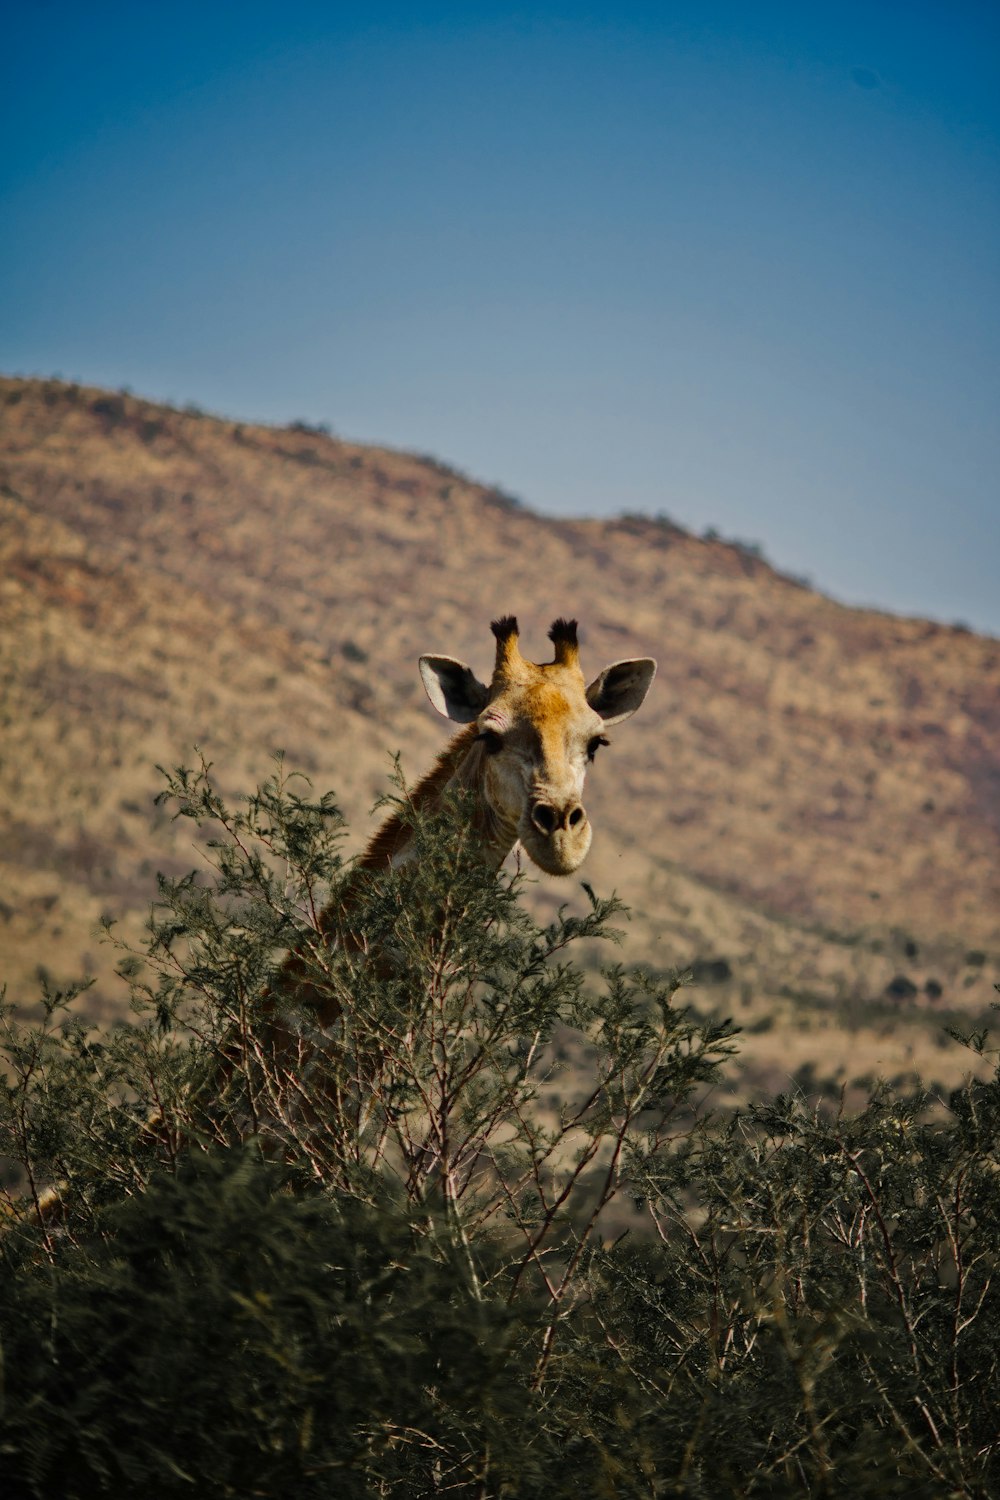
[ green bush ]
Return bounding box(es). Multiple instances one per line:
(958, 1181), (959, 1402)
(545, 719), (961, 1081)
(1, 1150), (525, 1498)
(1, 759), (997, 1496)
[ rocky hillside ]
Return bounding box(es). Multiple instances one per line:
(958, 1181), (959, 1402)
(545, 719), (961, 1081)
(2, 376), (997, 1089)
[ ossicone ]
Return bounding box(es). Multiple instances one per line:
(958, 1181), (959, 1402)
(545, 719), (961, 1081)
(491, 615), (522, 675)
(548, 617), (580, 668)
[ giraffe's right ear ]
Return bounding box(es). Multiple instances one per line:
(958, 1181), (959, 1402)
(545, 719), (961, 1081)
(418, 656), (490, 723)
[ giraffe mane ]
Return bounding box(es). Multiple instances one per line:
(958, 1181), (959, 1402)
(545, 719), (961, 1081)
(358, 724), (482, 871)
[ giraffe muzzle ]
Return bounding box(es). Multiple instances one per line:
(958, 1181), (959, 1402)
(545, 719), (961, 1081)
(524, 799), (592, 874)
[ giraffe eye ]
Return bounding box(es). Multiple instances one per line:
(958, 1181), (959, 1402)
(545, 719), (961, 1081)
(587, 735), (610, 762)
(476, 728), (504, 755)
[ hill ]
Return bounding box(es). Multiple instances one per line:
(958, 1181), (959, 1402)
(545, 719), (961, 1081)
(1, 375), (997, 1092)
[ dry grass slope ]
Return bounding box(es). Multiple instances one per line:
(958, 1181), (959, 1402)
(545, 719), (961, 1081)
(1, 375), (997, 1090)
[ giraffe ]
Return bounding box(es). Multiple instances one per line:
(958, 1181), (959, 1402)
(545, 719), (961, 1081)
(294, 615), (656, 1027)
(22, 616), (656, 1219)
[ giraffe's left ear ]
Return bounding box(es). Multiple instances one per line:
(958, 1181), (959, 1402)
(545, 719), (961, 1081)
(419, 655), (490, 723)
(586, 658), (657, 725)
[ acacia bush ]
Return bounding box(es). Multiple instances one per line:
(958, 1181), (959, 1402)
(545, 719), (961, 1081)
(1, 759), (997, 1497)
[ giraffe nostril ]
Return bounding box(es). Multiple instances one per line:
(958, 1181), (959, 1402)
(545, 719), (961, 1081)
(532, 802), (587, 836)
(531, 802), (558, 836)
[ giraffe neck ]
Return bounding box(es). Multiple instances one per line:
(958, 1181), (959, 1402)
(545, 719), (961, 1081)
(283, 726), (518, 1026)
(357, 724), (519, 874)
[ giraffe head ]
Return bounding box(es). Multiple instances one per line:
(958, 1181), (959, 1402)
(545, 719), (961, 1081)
(419, 617), (656, 875)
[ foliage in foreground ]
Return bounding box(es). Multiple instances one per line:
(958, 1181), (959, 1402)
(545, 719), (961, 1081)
(1, 759), (998, 1497)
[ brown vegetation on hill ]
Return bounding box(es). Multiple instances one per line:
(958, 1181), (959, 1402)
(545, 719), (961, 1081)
(1, 375), (997, 1090)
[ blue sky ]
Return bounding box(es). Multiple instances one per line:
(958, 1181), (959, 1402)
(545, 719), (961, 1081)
(3, 3), (998, 632)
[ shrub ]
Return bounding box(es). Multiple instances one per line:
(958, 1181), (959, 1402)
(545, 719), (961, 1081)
(288, 418), (333, 437)
(89, 394), (127, 426)
(1, 759), (997, 1496)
